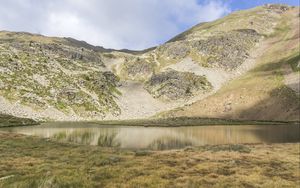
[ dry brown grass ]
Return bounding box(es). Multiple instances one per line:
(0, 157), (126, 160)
(0, 132), (299, 187)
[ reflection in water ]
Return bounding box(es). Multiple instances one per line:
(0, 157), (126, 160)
(52, 129), (121, 147)
(53, 131), (96, 145)
(148, 137), (193, 150)
(2, 123), (299, 150)
(97, 131), (120, 147)
(248, 126), (300, 143)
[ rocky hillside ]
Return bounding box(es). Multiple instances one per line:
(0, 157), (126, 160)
(0, 32), (121, 120)
(0, 4), (299, 121)
(160, 5), (300, 121)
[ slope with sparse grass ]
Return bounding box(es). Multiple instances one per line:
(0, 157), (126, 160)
(160, 7), (300, 121)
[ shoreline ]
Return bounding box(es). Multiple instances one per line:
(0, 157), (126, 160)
(0, 114), (39, 128)
(45, 117), (300, 127)
(1, 115), (299, 128)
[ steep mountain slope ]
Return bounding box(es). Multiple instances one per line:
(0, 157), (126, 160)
(0, 32), (121, 120)
(0, 4), (298, 121)
(160, 6), (300, 121)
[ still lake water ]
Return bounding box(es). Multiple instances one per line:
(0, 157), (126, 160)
(2, 122), (300, 150)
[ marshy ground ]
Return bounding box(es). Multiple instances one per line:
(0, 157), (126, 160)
(0, 131), (299, 188)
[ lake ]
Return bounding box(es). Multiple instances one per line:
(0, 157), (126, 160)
(2, 122), (299, 150)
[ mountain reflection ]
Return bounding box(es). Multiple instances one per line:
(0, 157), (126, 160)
(53, 130), (96, 145)
(52, 129), (121, 147)
(3, 123), (299, 150)
(148, 136), (193, 150)
(97, 130), (120, 147)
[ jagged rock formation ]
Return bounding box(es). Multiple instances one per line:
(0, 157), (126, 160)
(156, 29), (261, 70)
(191, 29), (261, 69)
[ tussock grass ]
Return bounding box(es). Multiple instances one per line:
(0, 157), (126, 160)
(0, 132), (299, 187)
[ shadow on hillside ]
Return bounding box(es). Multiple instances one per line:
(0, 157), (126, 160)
(220, 49), (300, 121)
(222, 86), (300, 122)
(283, 35), (300, 42)
(246, 51), (299, 78)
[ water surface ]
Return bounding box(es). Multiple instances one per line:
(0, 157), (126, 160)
(2, 123), (299, 150)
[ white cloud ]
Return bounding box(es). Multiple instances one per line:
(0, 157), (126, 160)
(0, 0), (230, 50)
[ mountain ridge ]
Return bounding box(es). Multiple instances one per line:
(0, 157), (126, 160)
(0, 4), (299, 121)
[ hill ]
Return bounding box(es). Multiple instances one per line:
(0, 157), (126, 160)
(0, 4), (299, 121)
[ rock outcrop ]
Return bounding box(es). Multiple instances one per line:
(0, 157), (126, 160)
(145, 69), (212, 100)
(120, 57), (156, 81)
(191, 29), (261, 69)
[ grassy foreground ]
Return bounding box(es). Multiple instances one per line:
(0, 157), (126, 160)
(0, 132), (299, 187)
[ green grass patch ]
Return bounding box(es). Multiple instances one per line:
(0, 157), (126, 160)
(89, 117), (298, 127)
(0, 114), (39, 128)
(287, 53), (300, 72)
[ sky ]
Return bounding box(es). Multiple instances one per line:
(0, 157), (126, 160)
(0, 0), (298, 50)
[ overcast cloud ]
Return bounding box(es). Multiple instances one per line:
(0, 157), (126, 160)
(0, 0), (230, 50)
